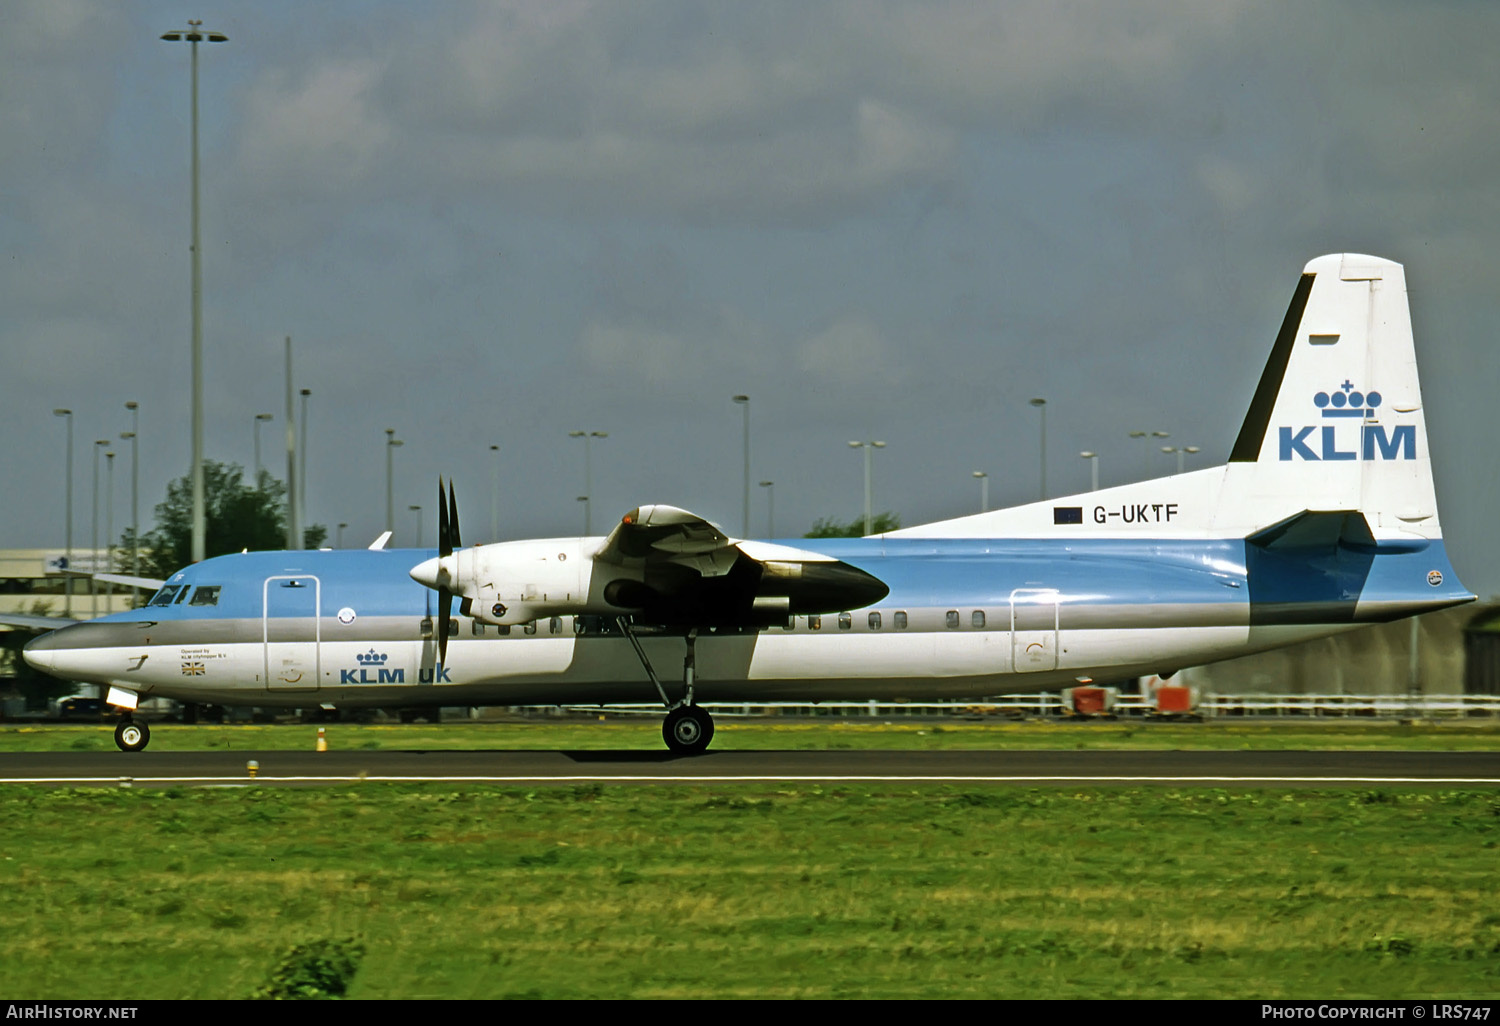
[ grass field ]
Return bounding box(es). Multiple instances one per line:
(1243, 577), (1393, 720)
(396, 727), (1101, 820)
(4, 716), (1500, 753)
(0, 783), (1497, 999)
(2, 719), (1496, 999)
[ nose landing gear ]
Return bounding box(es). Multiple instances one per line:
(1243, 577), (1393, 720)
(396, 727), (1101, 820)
(114, 718), (150, 753)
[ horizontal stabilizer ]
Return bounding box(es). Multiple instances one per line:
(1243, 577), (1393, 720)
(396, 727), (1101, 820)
(1246, 510), (1375, 553)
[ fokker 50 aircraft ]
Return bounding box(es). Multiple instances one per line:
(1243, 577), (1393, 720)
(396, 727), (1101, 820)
(22, 254), (1474, 753)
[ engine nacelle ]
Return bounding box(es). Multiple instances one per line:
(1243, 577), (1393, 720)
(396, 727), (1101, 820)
(445, 539), (598, 627)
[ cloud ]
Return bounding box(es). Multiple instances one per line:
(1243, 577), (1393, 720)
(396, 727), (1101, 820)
(236, 58), (393, 194)
(797, 316), (905, 392)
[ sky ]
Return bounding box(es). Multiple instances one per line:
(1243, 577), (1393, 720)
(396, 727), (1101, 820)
(3, 1), (1499, 595)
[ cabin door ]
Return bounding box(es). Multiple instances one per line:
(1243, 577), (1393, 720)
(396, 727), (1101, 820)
(263, 575), (321, 691)
(1010, 588), (1060, 673)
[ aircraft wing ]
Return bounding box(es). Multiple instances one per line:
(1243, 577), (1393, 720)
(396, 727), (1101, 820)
(0, 612), (80, 632)
(589, 504), (889, 626)
(88, 572), (166, 590)
(595, 504), (741, 577)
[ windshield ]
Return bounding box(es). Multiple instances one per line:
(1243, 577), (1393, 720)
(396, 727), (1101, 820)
(147, 585), (184, 607)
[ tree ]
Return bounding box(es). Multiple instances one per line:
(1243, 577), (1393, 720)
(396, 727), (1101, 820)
(122, 460), (326, 578)
(804, 512), (902, 538)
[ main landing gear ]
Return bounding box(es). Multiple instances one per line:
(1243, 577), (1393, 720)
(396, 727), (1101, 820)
(114, 717), (150, 753)
(617, 619), (715, 756)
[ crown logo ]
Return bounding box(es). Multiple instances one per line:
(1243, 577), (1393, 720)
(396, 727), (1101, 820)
(1314, 380), (1382, 419)
(356, 649), (388, 666)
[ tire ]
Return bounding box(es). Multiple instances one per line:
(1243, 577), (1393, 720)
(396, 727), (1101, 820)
(114, 719), (150, 753)
(662, 706), (714, 755)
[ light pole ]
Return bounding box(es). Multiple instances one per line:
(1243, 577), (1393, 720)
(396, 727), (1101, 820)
(410, 505), (423, 546)
(253, 413), (272, 485)
(337, 522), (348, 549)
(92, 439), (108, 618)
(1160, 445), (1202, 475)
(972, 471), (989, 512)
(848, 440), (886, 536)
(490, 444), (500, 542)
(299, 388), (311, 534)
(759, 480), (775, 538)
(284, 338), (297, 549)
(104, 450), (115, 612)
(1029, 398), (1047, 500)
(161, 20), (227, 564)
(1079, 451), (1099, 491)
(385, 429), (403, 539)
(569, 431), (607, 534)
(53, 409), (73, 617)
(122, 400), (139, 604)
(732, 395), (750, 537)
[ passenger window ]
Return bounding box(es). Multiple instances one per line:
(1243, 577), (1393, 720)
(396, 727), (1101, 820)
(471, 622), (486, 636)
(808, 615), (821, 631)
(945, 610), (959, 629)
(496, 624), (511, 636)
(148, 585), (183, 607)
(524, 621), (537, 636)
(838, 612), (852, 630)
(188, 586), (221, 606)
(894, 611), (908, 630)
(549, 616), (562, 635)
(972, 610), (986, 629)
(868, 612), (881, 630)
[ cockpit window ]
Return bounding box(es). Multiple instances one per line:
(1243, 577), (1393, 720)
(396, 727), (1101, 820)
(189, 586), (221, 607)
(148, 585), (184, 607)
(173, 586), (192, 604)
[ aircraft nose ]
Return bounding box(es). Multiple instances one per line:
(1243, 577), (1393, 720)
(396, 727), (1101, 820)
(22, 632), (54, 673)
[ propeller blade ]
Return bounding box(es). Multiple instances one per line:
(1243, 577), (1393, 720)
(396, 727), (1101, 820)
(447, 480), (462, 550)
(438, 477), (452, 558)
(438, 585), (451, 666)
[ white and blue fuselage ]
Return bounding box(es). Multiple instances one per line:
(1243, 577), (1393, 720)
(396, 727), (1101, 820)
(23, 526), (1470, 708)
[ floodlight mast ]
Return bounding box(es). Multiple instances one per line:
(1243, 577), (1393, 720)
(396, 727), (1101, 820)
(162, 20), (228, 561)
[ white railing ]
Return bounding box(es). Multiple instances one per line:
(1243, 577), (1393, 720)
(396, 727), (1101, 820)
(545, 692), (1500, 719)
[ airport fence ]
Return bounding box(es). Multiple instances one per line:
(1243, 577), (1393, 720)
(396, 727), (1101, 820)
(545, 692), (1500, 720)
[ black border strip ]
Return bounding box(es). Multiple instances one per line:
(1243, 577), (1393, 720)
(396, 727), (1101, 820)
(1228, 271), (1316, 462)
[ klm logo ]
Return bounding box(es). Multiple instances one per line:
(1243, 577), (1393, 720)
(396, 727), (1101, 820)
(342, 649), (403, 684)
(1278, 381), (1415, 461)
(338, 649), (451, 684)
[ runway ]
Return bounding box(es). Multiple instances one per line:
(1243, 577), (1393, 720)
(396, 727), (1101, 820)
(1, 748), (1497, 787)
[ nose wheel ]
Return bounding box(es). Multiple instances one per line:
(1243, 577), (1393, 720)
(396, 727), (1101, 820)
(114, 718), (150, 753)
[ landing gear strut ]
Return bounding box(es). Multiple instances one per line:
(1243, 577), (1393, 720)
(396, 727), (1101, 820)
(617, 619), (714, 756)
(114, 718), (150, 753)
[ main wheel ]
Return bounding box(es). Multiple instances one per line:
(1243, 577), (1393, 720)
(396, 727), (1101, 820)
(662, 705), (714, 755)
(114, 719), (150, 753)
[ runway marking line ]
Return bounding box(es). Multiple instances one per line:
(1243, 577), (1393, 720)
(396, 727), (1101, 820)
(2, 775), (1498, 785)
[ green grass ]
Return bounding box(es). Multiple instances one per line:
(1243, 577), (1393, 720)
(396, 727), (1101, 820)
(3, 716), (1499, 752)
(8, 714), (1500, 753)
(0, 784), (1497, 999)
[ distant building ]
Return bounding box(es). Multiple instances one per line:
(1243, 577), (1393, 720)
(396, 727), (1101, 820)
(1176, 603), (1491, 697)
(0, 548), (142, 624)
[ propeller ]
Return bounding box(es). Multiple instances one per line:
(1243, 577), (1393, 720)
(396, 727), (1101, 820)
(436, 478), (460, 666)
